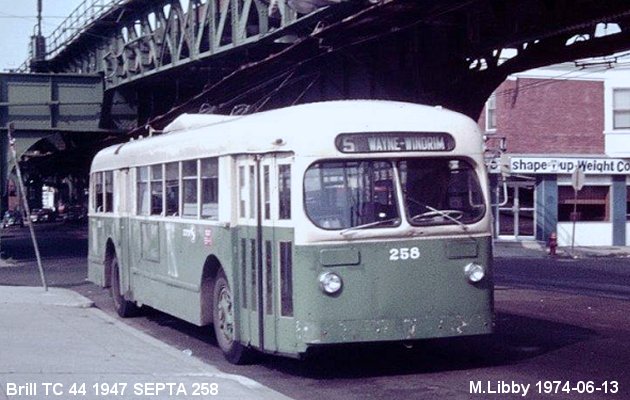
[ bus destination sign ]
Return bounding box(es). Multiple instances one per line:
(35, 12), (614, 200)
(335, 132), (455, 153)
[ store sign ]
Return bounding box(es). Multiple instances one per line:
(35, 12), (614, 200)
(508, 156), (630, 175)
(336, 132), (455, 153)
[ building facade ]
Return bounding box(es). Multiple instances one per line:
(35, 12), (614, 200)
(480, 60), (630, 246)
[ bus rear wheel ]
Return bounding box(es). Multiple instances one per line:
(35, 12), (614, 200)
(110, 254), (140, 318)
(212, 272), (251, 364)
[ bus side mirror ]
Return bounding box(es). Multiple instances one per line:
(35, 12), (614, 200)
(490, 154), (510, 207)
(492, 177), (509, 207)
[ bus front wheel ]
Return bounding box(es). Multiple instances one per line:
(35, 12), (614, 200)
(212, 272), (251, 364)
(110, 254), (140, 318)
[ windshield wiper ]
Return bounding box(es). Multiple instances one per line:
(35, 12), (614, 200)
(420, 204), (467, 229)
(340, 217), (400, 236)
(407, 197), (468, 231)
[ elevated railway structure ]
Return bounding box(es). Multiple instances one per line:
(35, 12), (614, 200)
(21, 0), (630, 129)
(4, 0), (630, 208)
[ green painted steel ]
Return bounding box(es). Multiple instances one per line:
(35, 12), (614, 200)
(289, 236), (493, 353)
(30, 0), (353, 90)
(0, 73), (103, 132)
(90, 213), (492, 356)
(89, 215), (236, 324)
(0, 72), (105, 212)
(87, 101), (493, 359)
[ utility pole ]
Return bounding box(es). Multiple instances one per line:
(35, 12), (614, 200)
(37, 0), (43, 37)
(30, 0), (48, 71)
(7, 123), (48, 291)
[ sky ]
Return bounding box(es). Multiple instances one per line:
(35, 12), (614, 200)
(0, 0), (84, 70)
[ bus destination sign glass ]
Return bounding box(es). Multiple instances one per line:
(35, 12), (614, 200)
(335, 132), (455, 153)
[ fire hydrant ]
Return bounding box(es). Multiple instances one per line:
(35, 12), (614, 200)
(548, 232), (558, 256)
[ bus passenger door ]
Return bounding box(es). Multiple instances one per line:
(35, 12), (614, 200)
(236, 154), (295, 354)
(259, 154), (295, 353)
(235, 157), (260, 349)
(115, 168), (133, 294)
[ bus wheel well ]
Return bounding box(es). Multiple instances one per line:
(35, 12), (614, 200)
(103, 239), (116, 288)
(200, 255), (222, 325)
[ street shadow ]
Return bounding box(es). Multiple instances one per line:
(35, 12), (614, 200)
(136, 309), (596, 379)
(143, 306), (219, 346)
(0, 223), (88, 260)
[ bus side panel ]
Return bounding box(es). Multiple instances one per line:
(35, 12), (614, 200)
(116, 216), (133, 299)
(270, 227), (298, 355)
(87, 217), (106, 286)
(235, 225), (259, 349)
(291, 236), (493, 352)
(129, 219), (235, 326)
(87, 216), (125, 290)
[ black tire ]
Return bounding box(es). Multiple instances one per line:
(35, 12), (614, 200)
(110, 254), (140, 318)
(212, 271), (252, 364)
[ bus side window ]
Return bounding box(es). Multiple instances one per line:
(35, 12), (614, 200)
(137, 166), (149, 215)
(93, 172), (104, 212)
(249, 165), (256, 218)
(104, 171), (113, 213)
(183, 160), (198, 218)
(238, 166), (246, 218)
(278, 164), (291, 220)
(263, 165), (270, 220)
(201, 158), (218, 220)
(165, 162), (179, 216)
(151, 164), (164, 216)
(280, 241), (293, 316)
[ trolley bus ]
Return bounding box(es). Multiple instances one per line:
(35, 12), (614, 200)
(88, 100), (493, 364)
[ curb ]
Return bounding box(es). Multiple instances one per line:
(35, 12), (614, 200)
(0, 286), (94, 308)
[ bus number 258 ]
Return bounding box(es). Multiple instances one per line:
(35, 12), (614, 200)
(389, 247), (420, 261)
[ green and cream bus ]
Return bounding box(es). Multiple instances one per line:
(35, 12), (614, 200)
(88, 100), (493, 364)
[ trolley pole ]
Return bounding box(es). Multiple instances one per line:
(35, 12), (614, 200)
(7, 123), (48, 291)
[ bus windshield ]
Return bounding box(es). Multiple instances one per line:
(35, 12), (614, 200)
(304, 160), (400, 229)
(304, 158), (485, 230)
(399, 158), (485, 226)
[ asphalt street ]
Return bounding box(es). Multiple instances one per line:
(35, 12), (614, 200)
(1, 223), (629, 399)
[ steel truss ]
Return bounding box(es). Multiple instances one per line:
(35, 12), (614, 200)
(29, 0), (630, 128)
(37, 0), (349, 89)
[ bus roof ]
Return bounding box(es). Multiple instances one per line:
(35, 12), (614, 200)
(91, 100), (484, 171)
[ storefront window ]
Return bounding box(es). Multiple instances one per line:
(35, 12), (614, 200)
(558, 186), (609, 222)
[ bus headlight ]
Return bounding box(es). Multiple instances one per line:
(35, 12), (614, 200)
(318, 271), (343, 295)
(464, 263), (485, 283)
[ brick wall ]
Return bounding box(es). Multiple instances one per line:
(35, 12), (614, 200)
(479, 77), (604, 154)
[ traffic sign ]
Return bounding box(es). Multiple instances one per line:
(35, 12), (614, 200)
(571, 168), (585, 191)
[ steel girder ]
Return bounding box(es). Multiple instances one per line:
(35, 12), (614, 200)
(43, 0), (355, 89)
(39, 0), (630, 127)
(121, 0), (630, 131)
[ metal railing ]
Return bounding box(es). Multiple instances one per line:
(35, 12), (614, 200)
(17, 0), (351, 86)
(18, 0), (127, 71)
(45, 0), (128, 59)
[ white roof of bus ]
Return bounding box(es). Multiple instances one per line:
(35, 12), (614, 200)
(163, 113), (238, 132)
(91, 100), (483, 171)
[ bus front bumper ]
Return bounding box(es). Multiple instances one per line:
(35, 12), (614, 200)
(296, 313), (493, 346)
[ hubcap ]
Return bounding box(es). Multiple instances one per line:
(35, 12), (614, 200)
(217, 286), (234, 344)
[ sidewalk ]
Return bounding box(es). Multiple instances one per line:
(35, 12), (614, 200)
(0, 286), (292, 400)
(493, 240), (630, 259)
